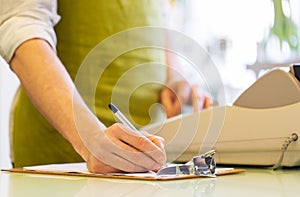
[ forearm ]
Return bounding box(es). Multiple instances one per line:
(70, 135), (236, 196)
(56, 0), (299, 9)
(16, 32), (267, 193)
(10, 38), (106, 161)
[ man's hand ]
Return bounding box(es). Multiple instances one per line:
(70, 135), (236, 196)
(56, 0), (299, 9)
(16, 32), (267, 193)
(160, 80), (210, 118)
(86, 123), (166, 173)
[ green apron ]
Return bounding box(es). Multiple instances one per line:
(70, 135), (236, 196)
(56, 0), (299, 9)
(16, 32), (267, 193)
(11, 0), (166, 167)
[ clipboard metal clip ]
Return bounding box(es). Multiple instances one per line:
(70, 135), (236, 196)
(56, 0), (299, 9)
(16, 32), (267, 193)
(157, 150), (216, 177)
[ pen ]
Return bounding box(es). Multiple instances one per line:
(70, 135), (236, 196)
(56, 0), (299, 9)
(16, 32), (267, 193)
(108, 103), (140, 134)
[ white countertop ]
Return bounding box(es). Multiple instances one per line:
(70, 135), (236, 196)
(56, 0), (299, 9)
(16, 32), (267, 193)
(1, 167), (300, 197)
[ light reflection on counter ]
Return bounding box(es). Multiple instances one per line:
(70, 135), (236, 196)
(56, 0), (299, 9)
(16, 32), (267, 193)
(1, 167), (300, 197)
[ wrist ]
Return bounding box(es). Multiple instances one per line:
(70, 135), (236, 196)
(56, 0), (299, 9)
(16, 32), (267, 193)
(71, 135), (90, 161)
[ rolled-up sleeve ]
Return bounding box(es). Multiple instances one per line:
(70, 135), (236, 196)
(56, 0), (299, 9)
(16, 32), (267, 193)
(0, 0), (60, 63)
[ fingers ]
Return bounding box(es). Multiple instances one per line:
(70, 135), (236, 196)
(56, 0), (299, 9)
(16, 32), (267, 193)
(146, 134), (165, 150)
(204, 96), (211, 109)
(90, 124), (166, 173)
(87, 152), (148, 173)
(161, 81), (211, 117)
(191, 85), (204, 111)
(160, 87), (181, 117)
(113, 125), (166, 165)
(176, 81), (190, 105)
(87, 154), (122, 173)
(191, 85), (211, 111)
(140, 130), (166, 151)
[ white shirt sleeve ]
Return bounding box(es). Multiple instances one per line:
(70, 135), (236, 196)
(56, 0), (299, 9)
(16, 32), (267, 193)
(0, 0), (60, 63)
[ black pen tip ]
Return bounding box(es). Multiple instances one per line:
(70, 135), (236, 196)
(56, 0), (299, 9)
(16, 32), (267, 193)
(108, 103), (118, 113)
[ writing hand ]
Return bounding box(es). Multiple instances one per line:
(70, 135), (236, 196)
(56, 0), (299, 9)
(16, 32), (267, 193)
(86, 123), (166, 173)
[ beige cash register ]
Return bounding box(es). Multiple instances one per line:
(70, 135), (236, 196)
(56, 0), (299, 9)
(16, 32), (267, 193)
(144, 64), (300, 169)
